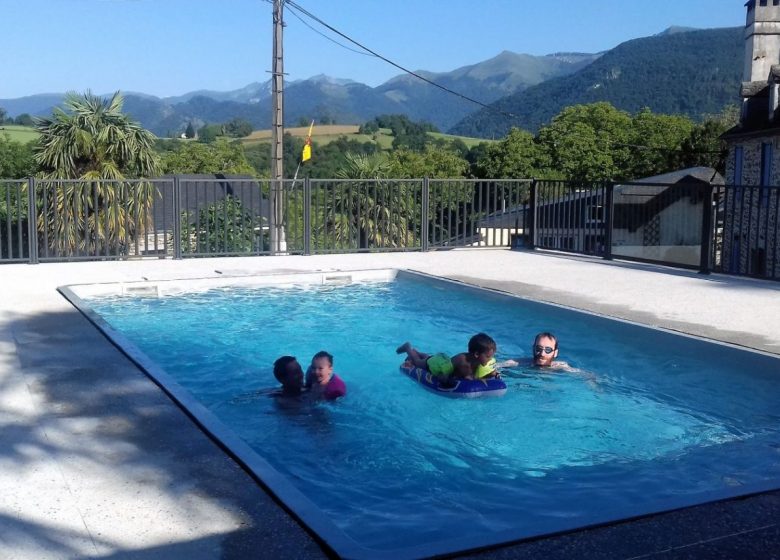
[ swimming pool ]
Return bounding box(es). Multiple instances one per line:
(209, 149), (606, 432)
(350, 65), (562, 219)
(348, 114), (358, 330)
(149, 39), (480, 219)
(62, 269), (780, 559)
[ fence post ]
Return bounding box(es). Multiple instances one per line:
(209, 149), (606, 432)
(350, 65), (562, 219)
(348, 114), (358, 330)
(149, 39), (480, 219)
(421, 177), (430, 252)
(699, 183), (715, 274)
(603, 182), (614, 260)
(528, 179), (537, 249)
(303, 177), (311, 255)
(26, 177), (39, 264)
(172, 175), (182, 259)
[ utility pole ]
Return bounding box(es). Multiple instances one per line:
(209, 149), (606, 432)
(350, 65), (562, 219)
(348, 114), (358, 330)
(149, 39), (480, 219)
(270, 0), (286, 253)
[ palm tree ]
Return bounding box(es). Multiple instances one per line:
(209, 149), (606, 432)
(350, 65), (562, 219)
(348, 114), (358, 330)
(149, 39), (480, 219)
(34, 91), (160, 256)
(320, 152), (417, 250)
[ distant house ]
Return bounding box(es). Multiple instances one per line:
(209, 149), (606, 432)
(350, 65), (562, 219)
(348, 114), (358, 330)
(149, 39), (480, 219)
(611, 167), (724, 266)
(477, 167), (723, 266)
(475, 187), (605, 253)
(720, 0), (780, 277)
(722, 0), (780, 186)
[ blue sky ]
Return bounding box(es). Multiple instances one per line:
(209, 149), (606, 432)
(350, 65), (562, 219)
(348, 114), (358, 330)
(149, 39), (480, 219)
(0, 0), (745, 99)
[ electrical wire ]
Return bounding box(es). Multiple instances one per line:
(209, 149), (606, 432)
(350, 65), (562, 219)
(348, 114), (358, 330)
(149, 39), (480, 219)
(285, 5), (375, 57)
(277, 0), (726, 158)
(283, 0), (521, 122)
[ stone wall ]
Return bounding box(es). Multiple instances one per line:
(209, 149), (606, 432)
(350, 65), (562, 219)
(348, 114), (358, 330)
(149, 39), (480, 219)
(722, 138), (779, 277)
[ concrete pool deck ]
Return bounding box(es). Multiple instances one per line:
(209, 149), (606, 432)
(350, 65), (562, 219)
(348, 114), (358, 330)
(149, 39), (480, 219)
(1, 248), (779, 559)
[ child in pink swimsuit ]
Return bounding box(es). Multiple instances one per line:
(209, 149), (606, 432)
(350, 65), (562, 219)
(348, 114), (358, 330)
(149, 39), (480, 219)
(305, 351), (347, 400)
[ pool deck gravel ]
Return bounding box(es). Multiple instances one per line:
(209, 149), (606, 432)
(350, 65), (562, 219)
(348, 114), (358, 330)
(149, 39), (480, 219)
(1, 248), (779, 559)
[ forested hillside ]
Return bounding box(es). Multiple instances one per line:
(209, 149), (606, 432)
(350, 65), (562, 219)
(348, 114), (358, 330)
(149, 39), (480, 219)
(450, 27), (743, 137)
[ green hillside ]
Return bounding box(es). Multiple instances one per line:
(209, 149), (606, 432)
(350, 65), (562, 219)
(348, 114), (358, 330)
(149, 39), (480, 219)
(0, 125), (38, 143)
(451, 27), (743, 137)
(241, 125), (490, 150)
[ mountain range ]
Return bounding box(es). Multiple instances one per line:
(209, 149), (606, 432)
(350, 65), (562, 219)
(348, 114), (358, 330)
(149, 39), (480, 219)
(450, 26), (743, 137)
(0, 26), (743, 139)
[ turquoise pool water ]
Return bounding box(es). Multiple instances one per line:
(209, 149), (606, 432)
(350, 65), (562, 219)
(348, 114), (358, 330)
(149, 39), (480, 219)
(85, 273), (780, 556)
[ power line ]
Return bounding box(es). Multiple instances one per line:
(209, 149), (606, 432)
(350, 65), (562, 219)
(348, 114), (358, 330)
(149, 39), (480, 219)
(285, 6), (375, 57)
(278, 1), (726, 158)
(283, 0), (520, 122)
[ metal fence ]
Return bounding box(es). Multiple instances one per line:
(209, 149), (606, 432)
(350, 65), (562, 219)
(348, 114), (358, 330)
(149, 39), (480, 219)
(1, 176), (778, 281)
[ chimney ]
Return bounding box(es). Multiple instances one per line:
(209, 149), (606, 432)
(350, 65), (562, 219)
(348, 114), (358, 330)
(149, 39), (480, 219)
(744, 0), (780, 83)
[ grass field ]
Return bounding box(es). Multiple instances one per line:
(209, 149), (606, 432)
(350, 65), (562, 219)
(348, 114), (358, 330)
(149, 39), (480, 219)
(240, 124), (490, 150)
(0, 125), (39, 143)
(428, 132), (491, 149)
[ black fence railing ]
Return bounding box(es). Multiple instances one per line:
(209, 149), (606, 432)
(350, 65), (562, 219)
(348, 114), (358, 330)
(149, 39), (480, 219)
(1, 176), (778, 281)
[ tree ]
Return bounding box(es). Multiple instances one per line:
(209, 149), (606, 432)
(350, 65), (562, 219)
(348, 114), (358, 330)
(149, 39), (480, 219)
(185, 122), (196, 139)
(197, 123), (223, 143)
(537, 102), (633, 183)
(670, 106), (737, 174)
(0, 135), (36, 178)
(472, 128), (545, 179)
(317, 152), (416, 249)
(14, 113), (34, 126)
(624, 108), (694, 179)
(160, 138), (255, 175)
(359, 120), (379, 134)
(0, 135), (36, 257)
(34, 91), (160, 255)
(0, 107), (8, 124)
(387, 145), (469, 179)
(224, 118), (253, 138)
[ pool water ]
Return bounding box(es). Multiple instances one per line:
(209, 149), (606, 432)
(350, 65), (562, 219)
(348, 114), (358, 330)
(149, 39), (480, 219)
(85, 273), (780, 556)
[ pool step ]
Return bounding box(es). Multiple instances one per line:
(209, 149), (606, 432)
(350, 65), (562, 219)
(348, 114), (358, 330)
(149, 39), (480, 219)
(121, 284), (161, 297)
(323, 274), (352, 285)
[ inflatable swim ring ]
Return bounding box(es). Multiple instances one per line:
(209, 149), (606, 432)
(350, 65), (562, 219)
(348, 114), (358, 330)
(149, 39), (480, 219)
(399, 363), (507, 398)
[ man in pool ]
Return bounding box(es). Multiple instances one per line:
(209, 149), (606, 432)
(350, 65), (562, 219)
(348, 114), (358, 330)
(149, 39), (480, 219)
(496, 332), (572, 370)
(396, 332), (498, 382)
(273, 355), (305, 396)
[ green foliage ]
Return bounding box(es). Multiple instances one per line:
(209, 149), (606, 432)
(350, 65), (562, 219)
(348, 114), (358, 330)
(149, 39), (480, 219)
(197, 123), (222, 143)
(185, 122), (196, 139)
(624, 108), (694, 179)
(372, 114), (438, 135)
(180, 195), (265, 254)
(35, 91), (159, 179)
(160, 138), (255, 175)
(359, 120), (379, 134)
(243, 133), (304, 179)
(363, 114), (438, 152)
(33, 91), (160, 256)
(0, 135), (36, 178)
(537, 102), (633, 182)
(471, 128), (545, 179)
(14, 113), (34, 126)
(665, 105), (736, 174)
(387, 145), (469, 179)
(197, 118), (254, 142)
(0, 107), (7, 124)
(243, 134), (378, 179)
(0, 182), (28, 258)
(320, 152), (416, 249)
(224, 118), (253, 138)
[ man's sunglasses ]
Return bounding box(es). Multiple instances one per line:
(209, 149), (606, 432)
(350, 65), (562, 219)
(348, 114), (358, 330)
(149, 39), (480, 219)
(533, 345), (555, 355)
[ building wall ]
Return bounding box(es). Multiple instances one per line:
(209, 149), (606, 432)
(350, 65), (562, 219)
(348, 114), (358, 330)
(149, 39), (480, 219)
(724, 136), (780, 186)
(723, 137), (779, 277)
(611, 199), (702, 267)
